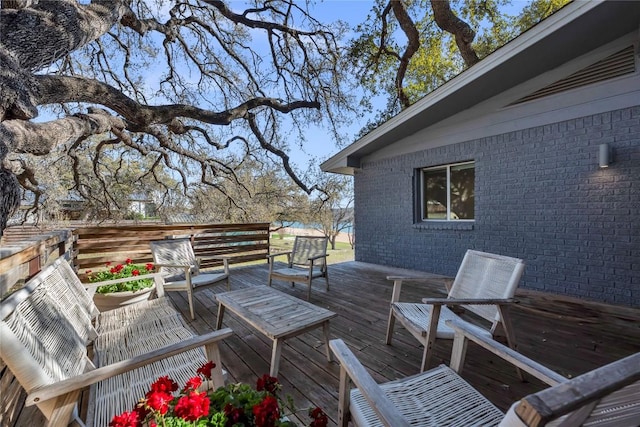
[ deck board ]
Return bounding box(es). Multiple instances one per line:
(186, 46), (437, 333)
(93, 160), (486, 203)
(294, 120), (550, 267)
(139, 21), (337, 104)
(3, 260), (639, 426)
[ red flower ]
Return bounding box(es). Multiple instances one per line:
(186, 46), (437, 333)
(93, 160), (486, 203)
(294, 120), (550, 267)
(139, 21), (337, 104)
(182, 376), (202, 392)
(133, 403), (150, 423)
(173, 391), (210, 421)
(253, 395), (280, 427)
(196, 361), (216, 379)
(145, 391), (173, 415)
(109, 410), (139, 427)
(224, 404), (246, 425)
(256, 374), (279, 395)
(132, 269), (140, 276)
(309, 407), (328, 427)
(86, 270), (92, 274)
(145, 263), (154, 271)
(106, 261), (112, 267)
(149, 376), (179, 394)
(126, 258), (133, 264)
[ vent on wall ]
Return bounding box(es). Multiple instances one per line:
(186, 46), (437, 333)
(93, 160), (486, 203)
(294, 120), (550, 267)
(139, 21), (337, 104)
(510, 45), (636, 105)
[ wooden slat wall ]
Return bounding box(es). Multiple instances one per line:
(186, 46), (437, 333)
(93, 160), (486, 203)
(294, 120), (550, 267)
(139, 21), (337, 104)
(0, 227), (74, 298)
(74, 223), (270, 274)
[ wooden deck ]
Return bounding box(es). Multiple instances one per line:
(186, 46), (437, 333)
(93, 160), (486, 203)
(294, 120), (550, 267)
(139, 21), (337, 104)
(3, 261), (640, 426)
(174, 261), (640, 426)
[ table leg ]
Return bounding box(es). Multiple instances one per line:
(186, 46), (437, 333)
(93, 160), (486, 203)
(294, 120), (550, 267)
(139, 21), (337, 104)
(215, 304), (226, 330)
(323, 321), (333, 362)
(270, 339), (283, 377)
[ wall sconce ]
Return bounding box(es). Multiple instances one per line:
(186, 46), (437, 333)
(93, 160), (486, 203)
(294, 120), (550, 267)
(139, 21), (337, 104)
(599, 143), (609, 168)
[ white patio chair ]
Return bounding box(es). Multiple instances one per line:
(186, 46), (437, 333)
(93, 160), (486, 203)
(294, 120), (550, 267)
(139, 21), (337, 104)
(267, 235), (329, 300)
(331, 319), (640, 427)
(150, 238), (230, 320)
(386, 249), (525, 371)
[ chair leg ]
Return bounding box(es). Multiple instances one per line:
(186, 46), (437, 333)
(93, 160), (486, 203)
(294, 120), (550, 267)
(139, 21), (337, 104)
(421, 305), (441, 372)
(187, 289), (195, 320)
(385, 307), (396, 345)
(324, 266), (329, 291)
(497, 305), (524, 381)
(306, 278), (312, 301)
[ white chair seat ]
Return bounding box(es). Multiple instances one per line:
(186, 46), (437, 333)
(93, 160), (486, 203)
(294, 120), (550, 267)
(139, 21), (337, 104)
(164, 271), (228, 289)
(350, 364), (504, 427)
(392, 303), (493, 340)
(271, 266), (325, 280)
(267, 236), (329, 301)
(386, 250), (525, 371)
(150, 238), (230, 320)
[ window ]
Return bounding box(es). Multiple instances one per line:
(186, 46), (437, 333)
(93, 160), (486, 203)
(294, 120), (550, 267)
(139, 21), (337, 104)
(419, 162), (474, 221)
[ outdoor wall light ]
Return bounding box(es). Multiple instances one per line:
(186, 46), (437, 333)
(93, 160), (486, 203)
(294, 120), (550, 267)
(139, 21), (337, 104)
(599, 143), (610, 168)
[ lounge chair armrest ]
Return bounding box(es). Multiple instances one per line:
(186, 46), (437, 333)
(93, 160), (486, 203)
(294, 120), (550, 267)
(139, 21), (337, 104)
(387, 274), (451, 282)
(26, 328), (234, 407)
(421, 297), (516, 305)
(387, 275), (454, 301)
(209, 255), (230, 273)
(308, 254), (329, 261)
(515, 352), (640, 427)
(330, 339), (411, 427)
(154, 263), (194, 270)
(266, 251), (292, 260)
(446, 319), (565, 386)
(83, 272), (166, 297)
(83, 273), (164, 289)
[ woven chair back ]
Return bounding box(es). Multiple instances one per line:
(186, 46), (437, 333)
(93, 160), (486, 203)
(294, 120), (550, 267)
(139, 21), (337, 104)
(0, 271), (90, 418)
(449, 250), (525, 325)
(290, 236), (328, 267)
(150, 238), (199, 279)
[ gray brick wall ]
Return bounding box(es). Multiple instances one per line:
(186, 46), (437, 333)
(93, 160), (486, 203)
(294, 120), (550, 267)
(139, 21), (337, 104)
(354, 106), (640, 307)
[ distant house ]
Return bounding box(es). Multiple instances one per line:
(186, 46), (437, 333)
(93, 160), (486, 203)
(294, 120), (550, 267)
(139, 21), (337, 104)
(322, 1), (640, 307)
(128, 193), (157, 219)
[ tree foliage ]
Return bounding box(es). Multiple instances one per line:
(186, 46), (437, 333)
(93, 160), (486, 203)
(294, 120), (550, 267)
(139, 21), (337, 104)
(351, 0), (570, 132)
(308, 175), (353, 250)
(0, 0), (353, 233)
(189, 158), (310, 225)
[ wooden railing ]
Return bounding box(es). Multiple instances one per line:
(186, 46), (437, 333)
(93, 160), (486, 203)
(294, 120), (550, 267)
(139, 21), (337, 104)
(73, 223), (270, 274)
(1, 222), (270, 295)
(0, 227), (74, 299)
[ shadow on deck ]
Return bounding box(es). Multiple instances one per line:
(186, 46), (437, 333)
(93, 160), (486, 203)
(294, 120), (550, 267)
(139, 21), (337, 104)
(169, 261), (640, 426)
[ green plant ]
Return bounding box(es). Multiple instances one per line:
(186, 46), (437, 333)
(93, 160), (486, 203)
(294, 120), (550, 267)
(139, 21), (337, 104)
(109, 361), (328, 427)
(87, 259), (155, 294)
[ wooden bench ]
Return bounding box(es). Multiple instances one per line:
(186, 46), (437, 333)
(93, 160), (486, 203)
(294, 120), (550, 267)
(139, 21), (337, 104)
(0, 258), (232, 427)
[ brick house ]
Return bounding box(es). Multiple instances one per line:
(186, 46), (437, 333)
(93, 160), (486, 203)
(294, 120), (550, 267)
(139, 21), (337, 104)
(321, 1), (640, 306)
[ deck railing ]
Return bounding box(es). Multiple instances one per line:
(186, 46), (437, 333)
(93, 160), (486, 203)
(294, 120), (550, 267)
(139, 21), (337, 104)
(0, 222), (270, 295)
(74, 222), (270, 274)
(0, 227), (74, 298)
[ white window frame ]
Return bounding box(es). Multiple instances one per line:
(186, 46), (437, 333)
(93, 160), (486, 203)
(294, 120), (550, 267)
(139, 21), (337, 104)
(420, 161), (475, 222)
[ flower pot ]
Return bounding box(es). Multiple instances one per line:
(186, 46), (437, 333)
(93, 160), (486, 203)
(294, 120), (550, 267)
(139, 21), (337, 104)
(93, 284), (156, 312)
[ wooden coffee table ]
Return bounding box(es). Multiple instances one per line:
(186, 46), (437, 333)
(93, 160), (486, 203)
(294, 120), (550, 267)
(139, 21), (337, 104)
(215, 286), (337, 377)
